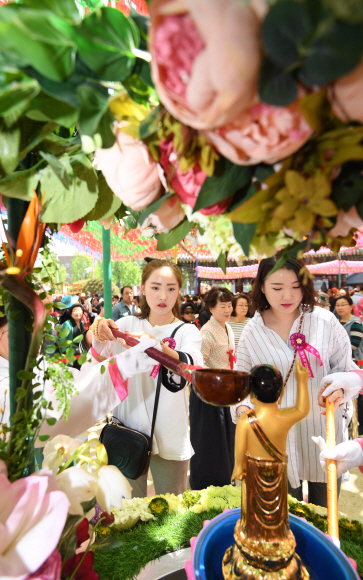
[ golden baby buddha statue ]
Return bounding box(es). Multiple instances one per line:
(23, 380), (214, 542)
(222, 360), (310, 580)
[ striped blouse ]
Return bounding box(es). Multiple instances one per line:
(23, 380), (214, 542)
(228, 319), (250, 347)
(231, 306), (358, 488)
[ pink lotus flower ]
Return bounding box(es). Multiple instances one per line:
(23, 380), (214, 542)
(148, 196), (185, 232)
(329, 59), (363, 123)
(95, 126), (162, 211)
(149, 0), (261, 130)
(159, 140), (231, 215)
(0, 462), (70, 580)
(203, 100), (313, 165)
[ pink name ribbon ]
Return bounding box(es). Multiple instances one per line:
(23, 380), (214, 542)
(290, 332), (323, 378)
(150, 337), (177, 378)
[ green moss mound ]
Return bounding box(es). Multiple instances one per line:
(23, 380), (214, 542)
(94, 498), (363, 580)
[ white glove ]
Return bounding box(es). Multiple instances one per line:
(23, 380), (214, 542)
(116, 336), (162, 380)
(312, 436), (363, 478)
(320, 372), (363, 404)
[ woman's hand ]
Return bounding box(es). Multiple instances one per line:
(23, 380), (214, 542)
(318, 371), (363, 414)
(317, 385), (344, 414)
(96, 319), (120, 342)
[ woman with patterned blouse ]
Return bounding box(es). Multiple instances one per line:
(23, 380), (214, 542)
(189, 287), (236, 490)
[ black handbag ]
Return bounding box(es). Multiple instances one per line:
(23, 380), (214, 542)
(99, 323), (185, 480)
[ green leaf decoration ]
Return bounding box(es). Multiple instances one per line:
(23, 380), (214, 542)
(0, 77), (40, 127)
(54, 301), (67, 309)
(74, 7), (139, 82)
(193, 160), (252, 213)
(123, 73), (152, 106)
(41, 154), (98, 223)
(139, 105), (163, 140)
(258, 58), (297, 107)
(138, 192), (173, 226)
(261, 0), (312, 68)
(91, 537), (124, 550)
(84, 173), (117, 221)
(22, 0), (81, 25)
(0, 163), (42, 201)
(46, 417), (57, 426)
(40, 152), (71, 189)
(0, 121), (21, 175)
(25, 91), (79, 128)
(0, 7), (76, 82)
(76, 84), (115, 148)
(72, 334), (83, 343)
(232, 223), (256, 257)
(299, 21), (363, 86)
(39, 434), (50, 441)
(156, 219), (193, 251)
(217, 251), (228, 273)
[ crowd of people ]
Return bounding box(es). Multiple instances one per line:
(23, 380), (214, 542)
(1, 257), (363, 508)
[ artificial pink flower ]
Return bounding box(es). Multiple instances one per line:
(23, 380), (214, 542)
(159, 140), (231, 215)
(149, 0), (261, 130)
(159, 140), (206, 205)
(26, 549), (61, 580)
(148, 196), (185, 232)
(95, 126), (162, 211)
(68, 219), (85, 234)
(329, 207), (363, 238)
(0, 470), (69, 579)
(329, 59), (363, 123)
(203, 99), (313, 165)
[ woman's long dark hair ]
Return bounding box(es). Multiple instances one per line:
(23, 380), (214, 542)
(251, 257), (317, 313)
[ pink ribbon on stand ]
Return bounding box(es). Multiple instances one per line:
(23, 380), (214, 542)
(150, 337), (177, 378)
(290, 332), (323, 378)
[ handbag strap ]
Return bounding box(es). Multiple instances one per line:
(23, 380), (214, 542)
(149, 322), (186, 451)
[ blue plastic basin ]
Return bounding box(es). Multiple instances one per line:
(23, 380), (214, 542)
(193, 509), (358, 580)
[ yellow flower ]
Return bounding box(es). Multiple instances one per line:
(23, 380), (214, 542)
(272, 170), (337, 234)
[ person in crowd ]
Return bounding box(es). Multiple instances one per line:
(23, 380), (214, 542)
(327, 288), (338, 312)
(189, 287), (236, 490)
(83, 294), (92, 313)
(61, 303), (87, 369)
(232, 256), (363, 508)
(335, 295), (363, 361)
(228, 293), (251, 346)
(198, 291), (212, 327)
(112, 286), (137, 321)
(92, 297), (101, 315)
(112, 295), (120, 307)
(339, 287), (350, 297)
(133, 295), (142, 314)
(352, 285), (363, 304)
(335, 295), (363, 437)
(93, 259), (203, 498)
(192, 295), (201, 314)
(317, 291), (330, 310)
(180, 302), (196, 323)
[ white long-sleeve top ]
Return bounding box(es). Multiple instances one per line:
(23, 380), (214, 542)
(231, 306), (359, 488)
(91, 316), (203, 461)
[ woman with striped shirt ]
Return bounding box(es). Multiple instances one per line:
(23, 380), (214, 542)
(228, 294), (251, 347)
(232, 256), (363, 508)
(335, 295), (363, 360)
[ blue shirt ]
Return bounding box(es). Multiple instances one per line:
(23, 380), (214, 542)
(112, 300), (137, 321)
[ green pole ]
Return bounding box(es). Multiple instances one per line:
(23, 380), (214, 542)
(7, 198), (32, 425)
(102, 226), (112, 318)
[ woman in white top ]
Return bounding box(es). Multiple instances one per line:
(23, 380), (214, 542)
(232, 256), (363, 508)
(93, 259), (203, 498)
(228, 293), (251, 347)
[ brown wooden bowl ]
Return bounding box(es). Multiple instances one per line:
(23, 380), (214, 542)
(191, 368), (250, 407)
